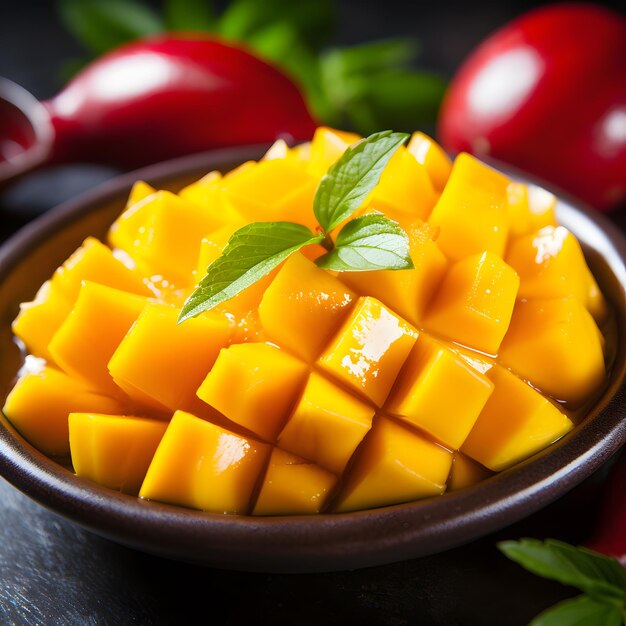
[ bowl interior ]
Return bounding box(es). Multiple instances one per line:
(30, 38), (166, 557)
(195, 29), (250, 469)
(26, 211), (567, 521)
(0, 146), (624, 573)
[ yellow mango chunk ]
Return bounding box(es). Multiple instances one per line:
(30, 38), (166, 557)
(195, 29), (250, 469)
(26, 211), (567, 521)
(318, 296), (418, 407)
(428, 153), (510, 260)
(386, 334), (494, 449)
(258, 254), (357, 362)
(506, 226), (607, 322)
(462, 366), (574, 471)
(307, 126), (361, 178)
(370, 146), (437, 222)
(425, 251), (520, 355)
(224, 159), (318, 231)
(498, 297), (605, 407)
(69, 413), (167, 494)
(12, 280), (73, 363)
(109, 191), (226, 285)
(54, 237), (151, 300)
(341, 221), (447, 326)
(127, 180), (156, 206)
(197, 343), (309, 441)
(48, 282), (147, 397)
(584, 266), (609, 324)
(406, 131), (452, 192)
(278, 372), (374, 474)
(3, 366), (125, 457)
(108, 303), (231, 413)
(139, 410), (270, 513)
(506, 182), (557, 238)
(334, 417), (452, 512)
(447, 453), (492, 491)
(252, 448), (337, 515)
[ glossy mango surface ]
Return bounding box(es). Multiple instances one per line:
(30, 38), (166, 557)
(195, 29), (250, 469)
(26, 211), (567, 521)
(3, 128), (610, 516)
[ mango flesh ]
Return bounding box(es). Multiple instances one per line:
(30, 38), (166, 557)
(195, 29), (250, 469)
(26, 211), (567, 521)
(3, 127), (609, 516)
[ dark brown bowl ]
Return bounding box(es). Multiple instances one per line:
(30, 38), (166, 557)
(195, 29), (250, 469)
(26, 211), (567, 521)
(0, 146), (624, 573)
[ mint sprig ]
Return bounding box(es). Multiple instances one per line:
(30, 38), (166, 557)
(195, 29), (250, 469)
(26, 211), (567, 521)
(178, 131), (412, 323)
(499, 539), (626, 625)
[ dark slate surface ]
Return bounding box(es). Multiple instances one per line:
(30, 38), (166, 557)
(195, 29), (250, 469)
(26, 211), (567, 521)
(0, 1), (624, 624)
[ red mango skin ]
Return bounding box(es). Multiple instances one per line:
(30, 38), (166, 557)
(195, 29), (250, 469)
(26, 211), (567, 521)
(438, 4), (626, 212)
(44, 36), (317, 168)
(586, 450), (626, 566)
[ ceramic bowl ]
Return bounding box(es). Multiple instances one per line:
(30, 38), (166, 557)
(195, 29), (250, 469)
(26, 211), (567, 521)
(0, 146), (624, 573)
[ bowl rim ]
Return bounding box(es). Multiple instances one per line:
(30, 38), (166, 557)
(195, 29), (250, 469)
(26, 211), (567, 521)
(0, 145), (624, 573)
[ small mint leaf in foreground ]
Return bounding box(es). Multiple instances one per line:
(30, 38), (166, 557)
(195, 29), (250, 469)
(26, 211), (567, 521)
(178, 222), (323, 322)
(529, 594), (623, 626)
(313, 130), (409, 233)
(498, 539), (626, 603)
(315, 213), (413, 272)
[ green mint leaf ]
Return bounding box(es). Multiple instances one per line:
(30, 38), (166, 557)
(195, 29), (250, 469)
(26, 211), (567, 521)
(316, 213), (413, 272)
(529, 594), (623, 626)
(58, 0), (163, 55)
(313, 130), (409, 233)
(499, 539), (626, 603)
(178, 222), (323, 322)
(164, 0), (216, 31)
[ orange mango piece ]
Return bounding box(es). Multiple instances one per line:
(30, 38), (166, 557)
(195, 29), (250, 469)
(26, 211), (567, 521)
(48, 282), (147, 397)
(127, 180), (156, 206)
(197, 343), (309, 441)
(53, 237), (151, 300)
(278, 372), (374, 475)
(258, 254), (357, 362)
(498, 297), (605, 407)
(340, 221), (447, 326)
(252, 448), (337, 515)
(318, 296), (418, 407)
(139, 410), (270, 513)
(307, 126), (361, 178)
(334, 417), (452, 512)
(462, 366), (574, 471)
(69, 413), (167, 494)
(12, 280), (73, 363)
(447, 453), (492, 491)
(428, 153), (510, 260)
(506, 225), (607, 322)
(2, 366), (126, 457)
(406, 131), (453, 192)
(425, 251), (520, 355)
(370, 146), (437, 223)
(386, 334), (494, 450)
(108, 302), (231, 413)
(505, 182), (557, 238)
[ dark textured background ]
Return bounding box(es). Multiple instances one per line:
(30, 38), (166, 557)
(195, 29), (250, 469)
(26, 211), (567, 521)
(0, 2), (624, 624)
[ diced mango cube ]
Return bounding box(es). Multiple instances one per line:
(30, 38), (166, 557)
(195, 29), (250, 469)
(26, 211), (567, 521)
(2, 366), (126, 457)
(53, 237), (151, 300)
(69, 413), (167, 494)
(447, 453), (492, 491)
(506, 182), (557, 238)
(258, 254), (357, 362)
(12, 280), (73, 363)
(48, 282), (147, 397)
(428, 153), (510, 260)
(139, 410), (270, 513)
(278, 372), (374, 474)
(407, 131), (452, 192)
(334, 417), (453, 512)
(462, 366), (574, 471)
(307, 127), (361, 178)
(108, 303), (231, 413)
(425, 251), (520, 355)
(386, 334), (494, 449)
(341, 221), (447, 326)
(197, 343), (309, 441)
(127, 180), (156, 206)
(318, 296), (417, 406)
(370, 147), (437, 223)
(252, 448), (337, 515)
(498, 297), (605, 407)
(506, 226), (607, 322)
